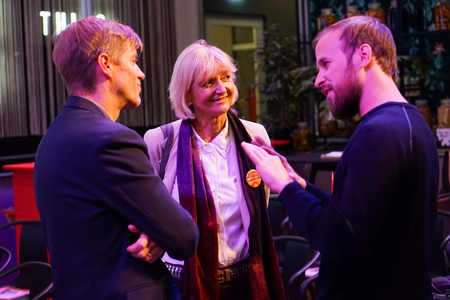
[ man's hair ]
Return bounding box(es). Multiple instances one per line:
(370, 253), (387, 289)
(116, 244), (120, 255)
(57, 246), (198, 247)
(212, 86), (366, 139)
(312, 16), (397, 83)
(52, 16), (143, 95)
(169, 40), (238, 120)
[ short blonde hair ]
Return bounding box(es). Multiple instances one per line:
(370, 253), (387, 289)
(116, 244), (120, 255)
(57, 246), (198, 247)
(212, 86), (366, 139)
(169, 40), (239, 120)
(313, 16), (397, 83)
(52, 16), (143, 95)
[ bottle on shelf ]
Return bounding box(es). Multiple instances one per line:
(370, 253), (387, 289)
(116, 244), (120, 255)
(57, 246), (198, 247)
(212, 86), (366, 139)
(388, 1), (408, 33)
(346, 5), (361, 18)
(388, 1), (397, 31)
(435, 0), (450, 30)
(292, 122), (313, 151)
(415, 100), (433, 129)
(317, 8), (338, 32)
(365, 2), (386, 24)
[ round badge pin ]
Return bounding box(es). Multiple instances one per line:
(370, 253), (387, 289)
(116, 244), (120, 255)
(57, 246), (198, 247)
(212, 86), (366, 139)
(246, 169), (261, 188)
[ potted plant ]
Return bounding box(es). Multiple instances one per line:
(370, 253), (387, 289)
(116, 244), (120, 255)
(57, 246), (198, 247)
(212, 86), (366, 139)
(257, 23), (318, 142)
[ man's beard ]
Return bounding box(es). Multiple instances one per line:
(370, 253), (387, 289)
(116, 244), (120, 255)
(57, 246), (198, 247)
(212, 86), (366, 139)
(115, 82), (141, 110)
(329, 66), (362, 120)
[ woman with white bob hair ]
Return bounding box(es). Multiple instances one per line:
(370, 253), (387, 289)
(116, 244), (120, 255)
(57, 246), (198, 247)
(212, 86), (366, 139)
(131, 40), (284, 300)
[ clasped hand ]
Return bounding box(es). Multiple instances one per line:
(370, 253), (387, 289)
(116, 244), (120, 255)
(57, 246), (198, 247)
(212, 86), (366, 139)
(127, 225), (164, 263)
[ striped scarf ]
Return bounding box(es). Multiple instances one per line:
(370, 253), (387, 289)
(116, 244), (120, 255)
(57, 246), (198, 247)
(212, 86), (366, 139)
(176, 110), (285, 300)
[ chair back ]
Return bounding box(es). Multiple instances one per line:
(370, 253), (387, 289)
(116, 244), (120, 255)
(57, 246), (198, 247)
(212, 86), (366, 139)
(0, 261), (52, 300)
(0, 246), (11, 273)
(18, 221), (48, 264)
(0, 220), (51, 299)
(299, 273), (318, 300)
(0, 220), (48, 264)
(439, 151), (450, 196)
(273, 236), (319, 300)
(268, 195), (287, 237)
(430, 210), (450, 278)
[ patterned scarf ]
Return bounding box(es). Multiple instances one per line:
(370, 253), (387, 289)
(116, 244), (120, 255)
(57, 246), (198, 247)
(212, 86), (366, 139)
(176, 111), (285, 300)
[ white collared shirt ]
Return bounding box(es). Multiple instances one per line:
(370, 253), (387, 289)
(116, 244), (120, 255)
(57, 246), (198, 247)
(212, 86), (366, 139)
(162, 119), (249, 268)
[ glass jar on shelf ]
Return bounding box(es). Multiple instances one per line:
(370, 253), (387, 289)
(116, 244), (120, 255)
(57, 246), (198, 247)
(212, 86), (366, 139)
(317, 8), (338, 32)
(292, 122), (313, 151)
(365, 2), (386, 24)
(415, 100), (433, 129)
(434, 0), (450, 30)
(438, 98), (450, 128)
(437, 98), (450, 147)
(318, 100), (337, 136)
(346, 5), (361, 18)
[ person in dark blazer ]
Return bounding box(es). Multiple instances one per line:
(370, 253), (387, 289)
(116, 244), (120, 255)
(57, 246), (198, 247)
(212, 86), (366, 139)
(34, 16), (199, 300)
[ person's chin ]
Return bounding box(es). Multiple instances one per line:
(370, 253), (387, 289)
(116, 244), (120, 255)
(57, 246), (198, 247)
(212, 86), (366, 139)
(218, 101), (231, 110)
(124, 97), (141, 110)
(218, 105), (231, 115)
(207, 108), (229, 119)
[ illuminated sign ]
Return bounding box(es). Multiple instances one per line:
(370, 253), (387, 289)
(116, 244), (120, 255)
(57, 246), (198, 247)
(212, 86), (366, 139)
(40, 11), (106, 36)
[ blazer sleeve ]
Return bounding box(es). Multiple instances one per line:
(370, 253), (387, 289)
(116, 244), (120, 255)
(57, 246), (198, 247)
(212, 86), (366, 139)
(97, 127), (199, 260)
(143, 127), (165, 175)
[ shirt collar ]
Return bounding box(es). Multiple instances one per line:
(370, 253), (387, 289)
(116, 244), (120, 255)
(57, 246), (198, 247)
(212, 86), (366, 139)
(76, 95), (113, 120)
(192, 118), (232, 158)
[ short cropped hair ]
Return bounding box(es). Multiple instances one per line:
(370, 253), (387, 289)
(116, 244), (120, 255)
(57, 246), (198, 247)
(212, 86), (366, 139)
(52, 16), (143, 95)
(169, 40), (239, 120)
(312, 16), (397, 83)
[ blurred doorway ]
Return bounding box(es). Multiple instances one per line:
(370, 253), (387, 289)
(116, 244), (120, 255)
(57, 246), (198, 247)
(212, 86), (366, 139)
(205, 16), (264, 123)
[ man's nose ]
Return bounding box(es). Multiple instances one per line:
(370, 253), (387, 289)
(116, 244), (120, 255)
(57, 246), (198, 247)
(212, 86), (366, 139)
(315, 71), (324, 88)
(137, 67), (145, 80)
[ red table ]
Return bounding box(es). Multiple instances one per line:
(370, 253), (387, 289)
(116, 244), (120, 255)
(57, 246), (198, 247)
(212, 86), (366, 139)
(2, 162), (39, 221)
(1, 163), (40, 261)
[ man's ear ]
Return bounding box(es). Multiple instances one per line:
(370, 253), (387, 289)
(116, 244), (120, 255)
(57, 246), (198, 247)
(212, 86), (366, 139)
(358, 44), (373, 68)
(98, 53), (113, 79)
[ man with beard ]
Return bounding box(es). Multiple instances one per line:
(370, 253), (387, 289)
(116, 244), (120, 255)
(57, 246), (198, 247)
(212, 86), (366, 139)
(240, 16), (439, 300)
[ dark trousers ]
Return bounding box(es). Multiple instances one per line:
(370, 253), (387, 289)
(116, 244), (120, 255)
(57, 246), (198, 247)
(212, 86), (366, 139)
(219, 276), (252, 300)
(172, 275), (252, 300)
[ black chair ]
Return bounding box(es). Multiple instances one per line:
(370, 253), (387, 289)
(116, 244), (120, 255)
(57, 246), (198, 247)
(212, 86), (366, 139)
(268, 197), (302, 271)
(268, 194), (299, 237)
(431, 210), (450, 279)
(0, 246), (11, 273)
(268, 194), (288, 237)
(439, 151), (450, 198)
(0, 261), (52, 300)
(0, 220), (52, 299)
(299, 273), (319, 300)
(273, 235), (320, 300)
(431, 210), (450, 295)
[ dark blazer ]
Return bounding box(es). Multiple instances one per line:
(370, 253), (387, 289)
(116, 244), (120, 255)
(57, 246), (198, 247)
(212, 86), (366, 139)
(34, 96), (199, 300)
